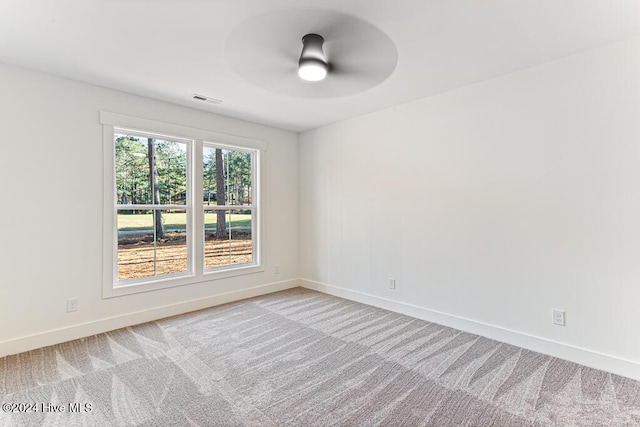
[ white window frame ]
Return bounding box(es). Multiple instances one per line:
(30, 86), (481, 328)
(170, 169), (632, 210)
(202, 142), (259, 275)
(101, 112), (265, 298)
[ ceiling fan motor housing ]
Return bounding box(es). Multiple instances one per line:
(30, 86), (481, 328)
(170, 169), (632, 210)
(298, 34), (328, 81)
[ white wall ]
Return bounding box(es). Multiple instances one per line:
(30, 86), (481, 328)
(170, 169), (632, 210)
(300, 37), (640, 378)
(0, 64), (299, 354)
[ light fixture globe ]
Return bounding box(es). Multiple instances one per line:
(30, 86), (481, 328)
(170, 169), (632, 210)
(298, 58), (328, 81)
(298, 34), (328, 82)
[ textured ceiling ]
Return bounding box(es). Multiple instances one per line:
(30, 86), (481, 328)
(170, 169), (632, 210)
(1, 0), (639, 132)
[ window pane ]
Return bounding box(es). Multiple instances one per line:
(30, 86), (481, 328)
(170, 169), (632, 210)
(117, 209), (188, 281)
(156, 210), (188, 275)
(118, 210), (154, 280)
(116, 133), (187, 205)
(115, 134), (150, 205)
(155, 140), (187, 205)
(203, 146), (220, 207)
(229, 209), (252, 265)
(204, 209), (253, 269)
(204, 210), (231, 269)
(203, 146), (252, 206)
(225, 150), (252, 206)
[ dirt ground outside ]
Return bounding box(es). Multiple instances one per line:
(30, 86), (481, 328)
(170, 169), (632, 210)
(117, 231), (252, 280)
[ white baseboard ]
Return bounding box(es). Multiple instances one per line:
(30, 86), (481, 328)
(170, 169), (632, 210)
(300, 279), (640, 381)
(0, 279), (300, 358)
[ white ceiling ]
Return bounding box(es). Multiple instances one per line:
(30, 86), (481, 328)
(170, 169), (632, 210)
(1, 0), (639, 132)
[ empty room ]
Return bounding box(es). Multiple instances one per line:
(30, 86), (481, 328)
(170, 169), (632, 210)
(1, 1), (640, 425)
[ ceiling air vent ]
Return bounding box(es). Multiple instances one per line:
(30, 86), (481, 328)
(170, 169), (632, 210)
(192, 94), (223, 104)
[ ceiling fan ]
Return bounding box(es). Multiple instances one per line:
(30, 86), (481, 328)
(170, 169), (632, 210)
(225, 10), (398, 98)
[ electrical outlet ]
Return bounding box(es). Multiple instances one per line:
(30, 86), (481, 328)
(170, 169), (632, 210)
(552, 309), (565, 326)
(67, 298), (79, 313)
(274, 265), (280, 274)
(388, 278), (397, 290)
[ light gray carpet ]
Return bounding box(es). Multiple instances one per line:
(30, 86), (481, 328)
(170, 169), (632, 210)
(1, 287), (639, 426)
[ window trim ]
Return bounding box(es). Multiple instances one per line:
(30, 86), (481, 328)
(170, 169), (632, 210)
(101, 112), (266, 298)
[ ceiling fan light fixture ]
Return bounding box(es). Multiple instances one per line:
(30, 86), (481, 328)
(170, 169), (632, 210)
(298, 58), (328, 81)
(298, 34), (328, 82)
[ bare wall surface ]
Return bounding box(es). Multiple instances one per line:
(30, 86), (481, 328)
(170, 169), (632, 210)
(0, 64), (299, 350)
(299, 38), (640, 376)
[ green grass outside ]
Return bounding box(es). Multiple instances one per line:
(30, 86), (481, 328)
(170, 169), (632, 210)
(118, 212), (252, 231)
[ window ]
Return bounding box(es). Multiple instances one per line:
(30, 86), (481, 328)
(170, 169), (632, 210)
(114, 132), (191, 282)
(202, 145), (256, 270)
(101, 112), (264, 297)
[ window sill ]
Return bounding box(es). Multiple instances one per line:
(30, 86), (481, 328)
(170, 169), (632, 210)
(103, 264), (265, 298)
